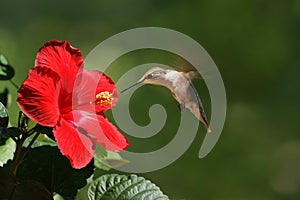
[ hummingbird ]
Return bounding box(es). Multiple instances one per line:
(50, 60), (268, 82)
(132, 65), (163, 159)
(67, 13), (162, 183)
(121, 67), (211, 133)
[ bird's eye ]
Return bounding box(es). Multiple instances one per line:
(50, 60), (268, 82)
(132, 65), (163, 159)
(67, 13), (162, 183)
(147, 74), (152, 78)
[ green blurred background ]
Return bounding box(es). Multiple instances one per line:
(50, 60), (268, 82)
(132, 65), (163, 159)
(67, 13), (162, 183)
(1, 0), (300, 199)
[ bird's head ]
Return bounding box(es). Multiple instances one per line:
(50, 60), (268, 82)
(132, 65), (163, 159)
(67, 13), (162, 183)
(140, 67), (166, 84)
(120, 67), (166, 93)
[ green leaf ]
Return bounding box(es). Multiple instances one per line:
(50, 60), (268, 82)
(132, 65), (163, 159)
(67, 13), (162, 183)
(0, 165), (53, 199)
(12, 180), (53, 200)
(0, 127), (6, 140)
(94, 145), (129, 171)
(0, 165), (17, 198)
(0, 102), (8, 128)
(87, 174), (169, 200)
(76, 175), (94, 200)
(23, 133), (57, 148)
(105, 151), (129, 168)
(0, 53), (15, 80)
(0, 138), (16, 167)
(6, 127), (21, 138)
(0, 88), (9, 108)
(94, 145), (109, 171)
(0, 166), (53, 199)
(0, 54), (9, 65)
(17, 146), (94, 198)
(53, 193), (65, 200)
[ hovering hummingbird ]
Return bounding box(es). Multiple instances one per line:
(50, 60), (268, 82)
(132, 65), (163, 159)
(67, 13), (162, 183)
(121, 67), (211, 133)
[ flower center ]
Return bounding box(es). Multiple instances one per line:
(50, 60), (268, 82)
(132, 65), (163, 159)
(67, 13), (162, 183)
(95, 91), (113, 106)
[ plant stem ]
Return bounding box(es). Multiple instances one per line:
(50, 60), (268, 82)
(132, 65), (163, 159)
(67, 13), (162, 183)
(11, 138), (24, 176)
(9, 79), (19, 89)
(10, 131), (40, 176)
(26, 127), (37, 137)
(18, 132), (40, 164)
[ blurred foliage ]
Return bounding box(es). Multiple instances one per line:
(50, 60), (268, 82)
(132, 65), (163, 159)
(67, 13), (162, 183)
(0, 0), (299, 199)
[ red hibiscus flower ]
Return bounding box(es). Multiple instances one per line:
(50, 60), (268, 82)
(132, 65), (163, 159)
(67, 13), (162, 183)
(17, 40), (129, 169)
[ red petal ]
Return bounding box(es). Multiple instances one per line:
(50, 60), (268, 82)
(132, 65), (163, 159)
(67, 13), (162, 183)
(72, 70), (118, 113)
(35, 40), (83, 91)
(54, 117), (95, 169)
(64, 110), (129, 152)
(96, 114), (129, 151)
(17, 67), (61, 126)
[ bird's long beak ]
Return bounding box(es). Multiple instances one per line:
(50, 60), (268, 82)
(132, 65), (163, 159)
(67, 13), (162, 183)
(120, 78), (144, 94)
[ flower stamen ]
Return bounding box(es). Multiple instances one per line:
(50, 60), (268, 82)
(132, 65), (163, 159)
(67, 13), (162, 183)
(95, 91), (113, 106)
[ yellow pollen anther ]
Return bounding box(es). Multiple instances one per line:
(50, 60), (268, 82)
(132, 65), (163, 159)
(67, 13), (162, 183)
(95, 91), (113, 106)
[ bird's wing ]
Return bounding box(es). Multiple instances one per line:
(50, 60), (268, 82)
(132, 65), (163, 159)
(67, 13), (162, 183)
(186, 81), (211, 132)
(169, 55), (197, 72)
